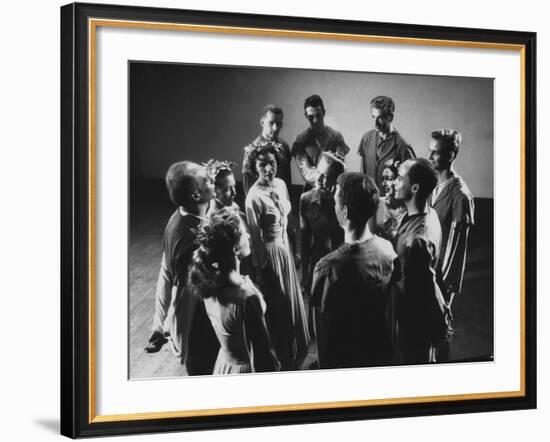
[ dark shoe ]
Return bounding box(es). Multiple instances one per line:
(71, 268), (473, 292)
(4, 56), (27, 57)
(144, 330), (167, 353)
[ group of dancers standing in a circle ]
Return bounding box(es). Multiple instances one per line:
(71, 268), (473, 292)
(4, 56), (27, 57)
(144, 94), (475, 375)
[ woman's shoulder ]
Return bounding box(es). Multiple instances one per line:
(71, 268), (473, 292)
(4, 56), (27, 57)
(245, 183), (266, 204)
(272, 178), (290, 198)
(238, 277), (266, 310)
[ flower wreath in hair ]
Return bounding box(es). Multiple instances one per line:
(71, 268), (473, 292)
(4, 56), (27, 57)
(203, 159), (237, 182)
(196, 207), (241, 272)
(243, 139), (282, 174)
(332, 151), (345, 163)
(195, 242), (219, 272)
(383, 158), (401, 177)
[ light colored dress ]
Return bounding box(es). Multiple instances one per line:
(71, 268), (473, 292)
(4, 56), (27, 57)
(245, 178), (310, 369)
(204, 276), (280, 374)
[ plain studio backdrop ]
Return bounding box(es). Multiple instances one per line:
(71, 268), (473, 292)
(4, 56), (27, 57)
(0, 0), (546, 441)
(131, 63), (493, 197)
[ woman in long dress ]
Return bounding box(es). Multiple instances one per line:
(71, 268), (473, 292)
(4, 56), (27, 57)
(245, 144), (310, 370)
(187, 208), (280, 374)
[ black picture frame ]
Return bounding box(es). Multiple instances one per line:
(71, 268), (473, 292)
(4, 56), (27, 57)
(60, 2), (537, 438)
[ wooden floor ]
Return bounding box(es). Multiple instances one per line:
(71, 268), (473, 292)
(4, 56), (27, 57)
(129, 181), (494, 379)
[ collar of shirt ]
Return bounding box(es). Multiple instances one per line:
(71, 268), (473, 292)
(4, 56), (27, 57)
(179, 205), (209, 224)
(307, 125), (331, 141)
(432, 176), (455, 203)
(346, 230), (373, 246)
(400, 209), (431, 228)
(376, 126), (396, 141)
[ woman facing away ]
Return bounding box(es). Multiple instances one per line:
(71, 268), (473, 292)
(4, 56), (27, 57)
(187, 208), (280, 374)
(245, 143), (310, 370)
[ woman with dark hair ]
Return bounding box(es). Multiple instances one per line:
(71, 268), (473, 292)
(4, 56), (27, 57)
(245, 144), (310, 370)
(370, 158), (406, 241)
(187, 208), (280, 374)
(205, 159), (255, 279)
(203, 159), (239, 212)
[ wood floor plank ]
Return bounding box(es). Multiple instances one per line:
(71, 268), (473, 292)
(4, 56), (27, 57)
(128, 184), (494, 378)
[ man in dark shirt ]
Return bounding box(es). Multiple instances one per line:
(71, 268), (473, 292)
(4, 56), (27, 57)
(311, 172), (396, 369)
(144, 161), (219, 375)
(393, 158), (449, 364)
(242, 104), (292, 195)
(300, 151), (346, 298)
(357, 95), (415, 189)
(292, 95), (350, 191)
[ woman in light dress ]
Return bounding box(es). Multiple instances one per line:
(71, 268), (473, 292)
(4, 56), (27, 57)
(187, 208), (280, 374)
(245, 144), (310, 370)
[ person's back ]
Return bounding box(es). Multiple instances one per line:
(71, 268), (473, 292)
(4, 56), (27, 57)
(312, 236), (396, 368)
(204, 277), (276, 374)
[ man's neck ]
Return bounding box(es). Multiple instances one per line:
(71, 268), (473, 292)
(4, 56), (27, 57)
(215, 198), (233, 209)
(344, 222), (373, 244)
(180, 201), (210, 218)
(378, 124), (394, 139)
(405, 197), (428, 216)
(386, 194), (402, 209)
(437, 166), (456, 184)
(261, 133), (277, 142)
(311, 125), (326, 136)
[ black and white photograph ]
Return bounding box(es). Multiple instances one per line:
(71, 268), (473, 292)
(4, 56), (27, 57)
(129, 62), (494, 379)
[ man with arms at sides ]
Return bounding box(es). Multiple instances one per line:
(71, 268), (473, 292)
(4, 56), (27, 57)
(357, 95), (416, 189)
(242, 104), (292, 196)
(311, 172), (397, 369)
(292, 94), (350, 191)
(429, 129), (475, 361)
(144, 161), (219, 375)
(300, 152), (346, 337)
(393, 158), (450, 364)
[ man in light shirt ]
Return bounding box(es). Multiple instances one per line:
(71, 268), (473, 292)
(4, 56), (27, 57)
(429, 129), (475, 361)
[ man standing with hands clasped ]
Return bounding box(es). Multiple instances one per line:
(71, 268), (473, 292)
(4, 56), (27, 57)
(429, 129), (475, 361)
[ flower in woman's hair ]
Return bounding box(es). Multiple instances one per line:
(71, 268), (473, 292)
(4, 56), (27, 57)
(384, 158), (400, 175)
(255, 139), (282, 152)
(203, 159), (237, 180)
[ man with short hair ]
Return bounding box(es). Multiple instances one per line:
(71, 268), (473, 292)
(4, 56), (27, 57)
(292, 95), (350, 190)
(357, 95), (415, 189)
(429, 129), (475, 361)
(144, 161), (219, 375)
(311, 172), (396, 369)
(429, 129), (475, 309)
(242, 104), (292, 195)
(393, 158), (448, 364)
